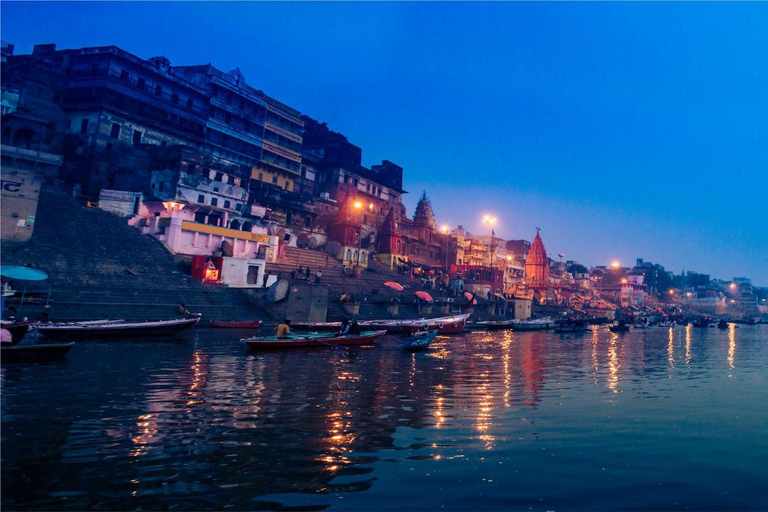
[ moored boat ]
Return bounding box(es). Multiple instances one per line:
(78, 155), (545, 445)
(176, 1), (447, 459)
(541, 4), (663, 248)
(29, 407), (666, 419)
(242, 330), (386, 349)
(402, 330), (438, 352)
(553, 321), (588, 333)
(609, 324), (631, 333)
(476, 320), (514, 330)
(210, 320), (261, 329)
(35, 317), (200, 339)
(511, 317), (554, 331)
(361, 314), (469, 335)
(0, 319), (37, 344)
(1, 342), (75, 361)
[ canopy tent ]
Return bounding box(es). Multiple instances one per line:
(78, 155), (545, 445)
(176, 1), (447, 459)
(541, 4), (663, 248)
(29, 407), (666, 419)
(415, 291), (434, 302)
(383, 281), (404, 292)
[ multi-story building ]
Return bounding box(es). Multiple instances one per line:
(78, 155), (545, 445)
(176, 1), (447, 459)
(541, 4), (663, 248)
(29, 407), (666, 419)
(1, 43), (65, 245)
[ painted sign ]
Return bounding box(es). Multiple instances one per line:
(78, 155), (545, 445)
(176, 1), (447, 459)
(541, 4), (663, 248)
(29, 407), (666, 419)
(181, 220), (271, 243)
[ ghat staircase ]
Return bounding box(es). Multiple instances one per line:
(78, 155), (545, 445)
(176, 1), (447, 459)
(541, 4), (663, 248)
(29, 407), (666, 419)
(1, 181), (263, 322)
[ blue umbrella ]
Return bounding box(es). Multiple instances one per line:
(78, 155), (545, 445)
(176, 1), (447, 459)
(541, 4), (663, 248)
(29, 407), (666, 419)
(0, 266), (49, 281)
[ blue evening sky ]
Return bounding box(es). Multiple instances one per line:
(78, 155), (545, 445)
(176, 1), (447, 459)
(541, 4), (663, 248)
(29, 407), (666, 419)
(3, 2), (767, 284)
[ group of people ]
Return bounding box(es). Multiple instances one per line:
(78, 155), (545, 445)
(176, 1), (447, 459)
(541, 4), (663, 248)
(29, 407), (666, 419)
(289, 267), (322, 283)
(274, 318), (361, 339)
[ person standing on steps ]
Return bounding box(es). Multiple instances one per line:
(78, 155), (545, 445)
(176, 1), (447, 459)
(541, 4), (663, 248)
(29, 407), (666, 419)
(305, 267), (311, 280)
(315, 269), (322, 283)
(262, 272), (270, 288)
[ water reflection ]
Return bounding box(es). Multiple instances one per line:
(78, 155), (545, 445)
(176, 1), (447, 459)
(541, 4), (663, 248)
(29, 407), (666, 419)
(3, 325), (768, 510)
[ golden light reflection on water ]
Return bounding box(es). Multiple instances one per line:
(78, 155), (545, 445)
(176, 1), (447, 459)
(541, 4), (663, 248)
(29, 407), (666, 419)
(728, 323), (736, 369)
(607, 332), (620, 392)
(591, 326), (599, 385)
(685, 324), (692, 366)
(668, 327), (675, 371)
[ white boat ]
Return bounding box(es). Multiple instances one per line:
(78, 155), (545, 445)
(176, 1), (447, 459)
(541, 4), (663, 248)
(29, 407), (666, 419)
(36, 317), (200, 339)
(512, 317), (554, 330)
(360, 313), (470, 334)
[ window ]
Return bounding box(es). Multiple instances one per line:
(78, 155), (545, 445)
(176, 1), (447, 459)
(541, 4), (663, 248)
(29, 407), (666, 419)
(80, 118), (89, 134)
(215, 172), (224, 182)
(120, 70), (129, 81)
(155, 85), (162, 96)
(198, 194), (205, 203)
(186, 98), (193, 109)
(272, 176), (278, 184)
(210, 197), (218, 207)
(224, 200), (231, 209)
(172, 93), (179, 104)
(110, 123), (120, 139)
(258, 173), (263, 181)
(158, 182), (165, 192)
(133, 130), (142, 145)
(137, 77), (146, 90)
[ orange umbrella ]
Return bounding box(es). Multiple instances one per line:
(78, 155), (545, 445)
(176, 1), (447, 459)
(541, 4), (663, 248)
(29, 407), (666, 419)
(415, 291), (434, 302)
(383, 281), (404, 291)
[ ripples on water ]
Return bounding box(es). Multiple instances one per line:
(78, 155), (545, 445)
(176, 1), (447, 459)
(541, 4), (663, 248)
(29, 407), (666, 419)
(2, 325), (767, 510)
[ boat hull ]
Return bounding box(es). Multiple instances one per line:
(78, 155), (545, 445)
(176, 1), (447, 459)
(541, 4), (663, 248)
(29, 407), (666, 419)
(243, 330), (386, 349)
(36, 318), (200, 339)
(362, 314), (469, 335)
(210, 321), (261, 329)
(554, 325), (588, 333)
(402, 331), (438, 351)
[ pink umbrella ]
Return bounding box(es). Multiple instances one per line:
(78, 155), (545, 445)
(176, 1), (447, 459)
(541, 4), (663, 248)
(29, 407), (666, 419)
(415, 291), (434, 302)
(383, 281), (404, 291)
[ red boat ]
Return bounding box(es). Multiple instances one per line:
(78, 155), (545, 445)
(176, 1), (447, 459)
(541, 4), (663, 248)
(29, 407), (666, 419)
(210, 320), (261, 329)
(242, 330), (386, 349)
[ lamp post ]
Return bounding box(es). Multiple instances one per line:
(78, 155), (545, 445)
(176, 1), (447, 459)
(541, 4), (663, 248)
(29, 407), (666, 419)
(482, 215), (496, 268)
(440, 224), (449, 277)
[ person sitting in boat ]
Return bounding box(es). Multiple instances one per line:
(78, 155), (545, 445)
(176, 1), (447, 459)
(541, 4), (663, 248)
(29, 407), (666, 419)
(338, 319), (351, 336)
(348, 320), (362, 335)
(276, 319), (291, 339)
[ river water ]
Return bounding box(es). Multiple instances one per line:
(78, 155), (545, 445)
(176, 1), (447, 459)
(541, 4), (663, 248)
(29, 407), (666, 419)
(2, 324), (767, 510)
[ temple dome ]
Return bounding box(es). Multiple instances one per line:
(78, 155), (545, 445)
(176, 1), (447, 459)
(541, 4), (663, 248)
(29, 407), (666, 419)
(525, 229), (550, 288)
(413, 191), (436, 230)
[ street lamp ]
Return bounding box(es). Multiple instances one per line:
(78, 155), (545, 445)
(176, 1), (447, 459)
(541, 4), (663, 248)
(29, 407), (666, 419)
(611, 261), (621, 269)
(440, 224), (450, 274)
(482, 215), (496, 267)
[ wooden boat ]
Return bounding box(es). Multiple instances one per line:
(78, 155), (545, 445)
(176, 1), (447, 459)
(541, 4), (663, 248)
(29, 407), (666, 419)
(243, 330), (386, 349)
(210, 320), (261, 329)
(476, 320), (514, 330)
(361, 314), (469, 335)
(609, 324), (631, 333)
(402, 330), (438, 352)
(511, 317), (554, 331)
(717, 320), (728, 329)
(0, 319), (37, 344)
(35, 317), (200, 339)
(290, 321), (341, 332)
(692, 318), (711, 328)
(553, 322), (588, 333)
(1, 342), (75, 360)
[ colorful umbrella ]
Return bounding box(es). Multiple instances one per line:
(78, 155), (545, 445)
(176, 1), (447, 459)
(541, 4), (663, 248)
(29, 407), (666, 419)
(415, 291), (434, 302)
(383, 281), (404, 291)
(0, 266), (48, 281)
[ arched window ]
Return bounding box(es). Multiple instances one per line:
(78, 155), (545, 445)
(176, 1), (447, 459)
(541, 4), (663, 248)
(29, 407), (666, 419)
(354, 250), (359, 262)
(346, 249), (352, 261)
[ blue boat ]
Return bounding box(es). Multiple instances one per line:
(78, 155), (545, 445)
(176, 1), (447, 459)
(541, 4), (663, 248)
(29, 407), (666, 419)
(402, 330), (438, 352)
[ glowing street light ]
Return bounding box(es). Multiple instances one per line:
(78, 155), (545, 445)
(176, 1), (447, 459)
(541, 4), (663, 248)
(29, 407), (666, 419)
(729, 283), (737, 290)
(353, 201), (363, 209)
(611, 261), (621, 269)
(482, 215), (497, 268)
(440, 224), (449, 234)
(669, 289), (675, 295)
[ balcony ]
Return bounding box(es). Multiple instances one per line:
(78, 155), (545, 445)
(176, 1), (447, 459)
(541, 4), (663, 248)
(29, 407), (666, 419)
(1, 145), (63, 166)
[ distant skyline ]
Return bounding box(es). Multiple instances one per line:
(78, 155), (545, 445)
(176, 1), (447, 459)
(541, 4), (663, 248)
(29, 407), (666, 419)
(3, 2), (767, 285)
